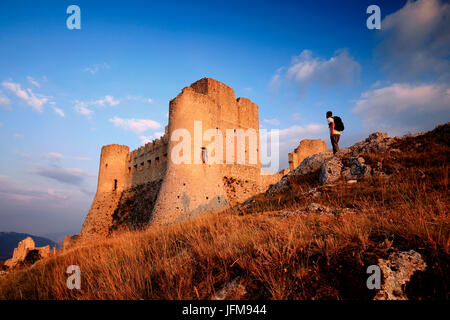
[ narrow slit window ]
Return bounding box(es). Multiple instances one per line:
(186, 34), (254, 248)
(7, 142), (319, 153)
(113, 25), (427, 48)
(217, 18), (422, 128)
(201, 147), (207, 164)
(113, 179), (118, 191)
(147, 160), (151, 167)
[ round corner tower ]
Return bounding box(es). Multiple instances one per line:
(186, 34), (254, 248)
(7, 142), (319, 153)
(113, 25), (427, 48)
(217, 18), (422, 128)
(80, 144), (129, 239)
(97, 144), (130, 194)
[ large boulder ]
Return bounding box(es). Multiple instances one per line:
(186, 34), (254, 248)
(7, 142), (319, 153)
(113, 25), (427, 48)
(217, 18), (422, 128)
(374, 250), (427, 300)
(294, 151), (334, 176)
(341, 157), (371, 181)
(319, 157), (343, 185)
(266, 151), (333, 196)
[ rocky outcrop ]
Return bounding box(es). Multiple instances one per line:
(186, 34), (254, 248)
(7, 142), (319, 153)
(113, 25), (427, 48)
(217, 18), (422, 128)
(341, 157), (371, 181)
(267, 151), (333, 196)
(374, 250), (427, 300)
(4, 237), (53, 268)
(343, 132), (394, 156)
(267, 131), (398, 195)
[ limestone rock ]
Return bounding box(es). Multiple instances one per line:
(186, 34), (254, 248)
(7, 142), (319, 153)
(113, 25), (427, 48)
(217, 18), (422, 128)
(294, 151), (334, 176)
(306, 202), (333, 215)
(374, 250), (427, 300)
(319, 157), (343, 185)
(213, 277), (246, 300)
(348, 131), (394, 155)
(341, 157), (371, 181)
(266, 151), (334, 195)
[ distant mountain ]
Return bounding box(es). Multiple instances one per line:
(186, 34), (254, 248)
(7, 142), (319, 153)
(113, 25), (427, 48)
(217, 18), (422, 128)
(0, 232), (56, 261)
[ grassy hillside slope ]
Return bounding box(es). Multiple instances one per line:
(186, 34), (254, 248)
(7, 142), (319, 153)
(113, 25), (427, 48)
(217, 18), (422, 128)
(0, 124), (448, 300)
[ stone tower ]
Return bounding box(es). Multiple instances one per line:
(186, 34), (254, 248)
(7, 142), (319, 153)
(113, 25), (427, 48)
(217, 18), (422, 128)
(80, 144), (129, 238)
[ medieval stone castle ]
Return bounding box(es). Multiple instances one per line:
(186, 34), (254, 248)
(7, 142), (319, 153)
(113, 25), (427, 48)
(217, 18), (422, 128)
(80, 78), (325, 239)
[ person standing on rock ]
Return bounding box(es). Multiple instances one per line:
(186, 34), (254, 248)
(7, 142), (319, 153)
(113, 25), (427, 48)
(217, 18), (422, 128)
(326, 111), (342, 154)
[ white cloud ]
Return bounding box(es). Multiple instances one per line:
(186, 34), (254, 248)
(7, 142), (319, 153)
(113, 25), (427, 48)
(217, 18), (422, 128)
(45, 152), (64, 160)
(109, 116), (161, 134)
(139, 135), (153, 145)
(126, 95), (153, 104)
(75, 156), (92, 161)
(53, 107), (65, 117)
(263, 118), (280, 126)
(47, 189), (68, 200)
(0, 95), (11, 108)
(262, 123), (328, 171)
(26, 76), (40, 88)
(84, 63), (110, 75)
(95, 95), (119, 107)
(73, 101), (93, 119)
(377, 0), (450, 80)
(270, 50), (360, 98)
(13, 133), (24, 139)
(353, 82), (450, 134)
(285, 49), (360, 96)
(73, 95), (120, 119)
(273, 123), (327, 140)
(139, 131), (165, 145)
(1, 80), (48, 112)
(269, 67), (284, 94)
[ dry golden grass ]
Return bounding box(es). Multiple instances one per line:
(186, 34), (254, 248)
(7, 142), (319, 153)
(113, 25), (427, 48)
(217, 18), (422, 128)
(0, 125), (448, 300)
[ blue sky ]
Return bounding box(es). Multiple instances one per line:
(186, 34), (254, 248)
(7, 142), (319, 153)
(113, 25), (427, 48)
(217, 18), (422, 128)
(0, 0), (449, 237)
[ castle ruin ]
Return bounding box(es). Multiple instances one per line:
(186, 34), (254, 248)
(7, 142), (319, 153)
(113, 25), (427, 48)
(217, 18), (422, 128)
(80, 78), (282, 239)
(288, 139), (326, 171)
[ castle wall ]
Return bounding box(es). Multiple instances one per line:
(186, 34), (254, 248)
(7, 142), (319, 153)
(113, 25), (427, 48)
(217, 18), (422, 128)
(288, 139), (327, 171)
(125, 133), (169, 188)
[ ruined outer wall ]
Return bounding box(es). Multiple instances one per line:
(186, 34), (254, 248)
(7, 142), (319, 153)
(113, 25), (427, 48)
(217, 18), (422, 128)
(288, 139), (327, 171)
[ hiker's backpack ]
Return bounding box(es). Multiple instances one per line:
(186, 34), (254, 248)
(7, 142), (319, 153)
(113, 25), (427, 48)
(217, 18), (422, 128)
(333, 116), (344, 131)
